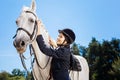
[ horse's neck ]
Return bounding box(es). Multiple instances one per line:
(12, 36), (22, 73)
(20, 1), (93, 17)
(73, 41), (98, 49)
(31, 26), (52, 79)
(31, 25), (50, 67)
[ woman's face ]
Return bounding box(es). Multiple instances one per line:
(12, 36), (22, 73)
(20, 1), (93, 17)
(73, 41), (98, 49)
(56, 33), (66, 45)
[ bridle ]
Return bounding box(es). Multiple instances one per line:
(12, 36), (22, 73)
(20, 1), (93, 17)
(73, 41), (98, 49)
(13, 11), (38, 43)
(13, 11), (50, 75)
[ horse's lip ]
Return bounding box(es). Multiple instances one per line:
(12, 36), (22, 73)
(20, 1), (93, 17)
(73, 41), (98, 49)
(16, 47), (26, 54)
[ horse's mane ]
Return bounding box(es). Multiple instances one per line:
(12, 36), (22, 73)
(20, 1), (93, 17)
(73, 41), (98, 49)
(39, 20), (50, 46)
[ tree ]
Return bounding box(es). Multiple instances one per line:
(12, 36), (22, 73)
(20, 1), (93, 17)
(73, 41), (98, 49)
(0, 70), (25, 80)
(11, 68), (33, 80)
(87, 37), (102, 80)
(79, 45), (87, 57)
(71, 43), (80, 55)
(87, 38), (120, 80)
(0, 69), (32, 80)
(26, 71), (32, 80)
(0, 71), (10, 80)
(12, 69), (24, 76)
(111, 58), (120, 80)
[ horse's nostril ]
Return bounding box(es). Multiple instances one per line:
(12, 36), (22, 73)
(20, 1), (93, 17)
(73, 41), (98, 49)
(21, 41), (25, 46)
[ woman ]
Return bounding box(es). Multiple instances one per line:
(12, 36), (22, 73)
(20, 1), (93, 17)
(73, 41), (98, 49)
(36, 20), (75, 80)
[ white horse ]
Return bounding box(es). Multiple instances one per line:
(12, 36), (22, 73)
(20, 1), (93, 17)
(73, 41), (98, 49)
(13, 0), (89, 80)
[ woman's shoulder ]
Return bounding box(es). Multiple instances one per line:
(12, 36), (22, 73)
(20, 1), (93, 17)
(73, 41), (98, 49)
(58, 46), (70, 50)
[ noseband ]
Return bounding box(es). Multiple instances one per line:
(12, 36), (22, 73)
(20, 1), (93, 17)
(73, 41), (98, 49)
(13, 10), (51, 78)
(13, 11), (38, 71)
(13, 11), (38, 42)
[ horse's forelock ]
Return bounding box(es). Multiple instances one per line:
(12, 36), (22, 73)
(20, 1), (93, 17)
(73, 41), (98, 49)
(22, 6), (30, 12)
(22, 6), (37, 18)
(22, 6), (33, 13)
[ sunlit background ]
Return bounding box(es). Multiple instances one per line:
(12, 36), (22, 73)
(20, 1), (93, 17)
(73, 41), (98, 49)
(0, 0), (120, 73)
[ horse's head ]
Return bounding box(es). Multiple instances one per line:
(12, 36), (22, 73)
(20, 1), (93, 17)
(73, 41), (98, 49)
(13, 0), (38, 54)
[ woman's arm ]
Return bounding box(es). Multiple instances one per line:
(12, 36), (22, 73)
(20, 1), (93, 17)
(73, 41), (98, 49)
(49, 36), (57, 49)
(36, 35), (69, 60)
(37, 20), (57, 48)
(36, 20), (69, 59)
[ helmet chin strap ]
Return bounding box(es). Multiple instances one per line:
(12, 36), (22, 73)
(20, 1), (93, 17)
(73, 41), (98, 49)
(57, 39), (69, 47)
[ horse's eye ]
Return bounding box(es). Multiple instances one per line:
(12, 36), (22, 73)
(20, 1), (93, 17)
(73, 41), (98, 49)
(29, 18), (34, 23)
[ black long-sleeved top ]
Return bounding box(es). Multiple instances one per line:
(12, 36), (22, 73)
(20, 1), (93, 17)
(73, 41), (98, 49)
(36, 35), (70, 71)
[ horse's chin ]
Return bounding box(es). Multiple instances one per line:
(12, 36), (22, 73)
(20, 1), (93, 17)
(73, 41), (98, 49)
(16, 47), (26, 54)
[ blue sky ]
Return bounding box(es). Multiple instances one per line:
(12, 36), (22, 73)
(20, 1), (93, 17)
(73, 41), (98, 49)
(0, 0), (120, 73)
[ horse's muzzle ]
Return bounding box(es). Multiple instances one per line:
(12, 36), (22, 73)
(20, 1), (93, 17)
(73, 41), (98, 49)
(13, 39), (26, 54)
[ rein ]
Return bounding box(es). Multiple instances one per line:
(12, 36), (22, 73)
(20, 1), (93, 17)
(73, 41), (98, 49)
(30, 45), (51, 69)
(14, 10), (51, 79)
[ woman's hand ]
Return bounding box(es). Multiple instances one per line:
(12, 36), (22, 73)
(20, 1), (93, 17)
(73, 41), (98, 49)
(37, 20), (41, 35)
(49, 36), (57, 49)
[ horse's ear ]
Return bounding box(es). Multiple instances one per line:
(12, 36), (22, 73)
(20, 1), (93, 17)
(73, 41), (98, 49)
(30, 0), (36, 12)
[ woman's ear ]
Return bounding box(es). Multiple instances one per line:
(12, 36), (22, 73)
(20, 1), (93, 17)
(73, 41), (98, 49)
(63, 40), (68, 45)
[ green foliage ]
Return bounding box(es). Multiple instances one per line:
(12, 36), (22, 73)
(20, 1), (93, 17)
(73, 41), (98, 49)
(0, 71), (25, 80)
(69, 38), (120, 80)
(79, 45), (87, 57)
(71, 43), (80, 55)
(26, 72), (32, 80)
(9, 76), (25, 80)
(87, 37), (120, 80)
(0, 71), (10, 80)
(0, 69), (32, 80)
(1, 38), (120, 80)
(111, 58), (120, 80)
(12, 69), (25, 76)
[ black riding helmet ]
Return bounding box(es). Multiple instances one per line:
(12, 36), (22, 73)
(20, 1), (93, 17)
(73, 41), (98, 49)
(58, 28), (76, 44)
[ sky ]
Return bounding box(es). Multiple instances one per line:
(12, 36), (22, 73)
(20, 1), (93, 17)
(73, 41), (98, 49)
(0, 0), (120, 73)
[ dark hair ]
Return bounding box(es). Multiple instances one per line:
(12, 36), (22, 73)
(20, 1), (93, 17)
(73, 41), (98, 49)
(64, 33), (71, 45)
